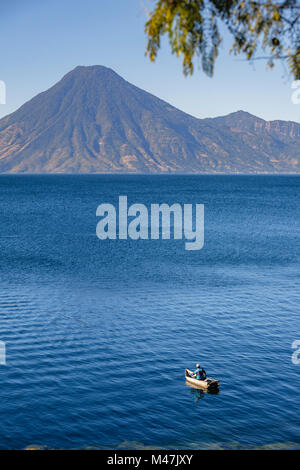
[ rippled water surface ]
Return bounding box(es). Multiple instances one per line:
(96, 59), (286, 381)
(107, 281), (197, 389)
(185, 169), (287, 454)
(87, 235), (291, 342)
(0, 175), (299, 449)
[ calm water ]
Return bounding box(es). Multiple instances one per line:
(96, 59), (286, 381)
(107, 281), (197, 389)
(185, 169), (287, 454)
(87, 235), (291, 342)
(0, 175), (299, 450)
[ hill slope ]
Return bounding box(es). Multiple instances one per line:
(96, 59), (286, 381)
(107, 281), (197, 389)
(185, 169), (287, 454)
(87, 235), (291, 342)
(0, 65), (299, 173)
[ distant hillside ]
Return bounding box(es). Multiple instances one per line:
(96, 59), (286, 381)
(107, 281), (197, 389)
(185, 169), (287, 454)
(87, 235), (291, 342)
(0, 65), (299, 173)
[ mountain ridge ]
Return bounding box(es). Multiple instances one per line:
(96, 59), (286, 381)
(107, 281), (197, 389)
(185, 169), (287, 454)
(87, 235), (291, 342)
(0, 65), (299, 173)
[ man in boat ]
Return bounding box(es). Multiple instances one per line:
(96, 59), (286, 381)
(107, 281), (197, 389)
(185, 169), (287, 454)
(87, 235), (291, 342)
(192, 363), (207, 381)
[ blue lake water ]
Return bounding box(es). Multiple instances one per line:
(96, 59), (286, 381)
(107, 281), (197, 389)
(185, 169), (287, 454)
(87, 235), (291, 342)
(0, 174), (299, 449)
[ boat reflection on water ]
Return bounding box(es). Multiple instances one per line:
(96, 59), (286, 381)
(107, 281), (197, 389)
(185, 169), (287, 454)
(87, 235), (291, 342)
(185, 381), (220, 402)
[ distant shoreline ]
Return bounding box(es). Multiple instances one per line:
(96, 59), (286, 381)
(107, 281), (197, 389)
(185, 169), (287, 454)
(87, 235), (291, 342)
(0, 173), (300, 176)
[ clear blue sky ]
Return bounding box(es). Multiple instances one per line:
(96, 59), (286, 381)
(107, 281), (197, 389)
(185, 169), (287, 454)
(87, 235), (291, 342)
(0, 0), (299, 122)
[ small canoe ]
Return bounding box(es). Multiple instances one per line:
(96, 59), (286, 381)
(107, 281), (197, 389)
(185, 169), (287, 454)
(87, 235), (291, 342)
(185, 369), (219, 390)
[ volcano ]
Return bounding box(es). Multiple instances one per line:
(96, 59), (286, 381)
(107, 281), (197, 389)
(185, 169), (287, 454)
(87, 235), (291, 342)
(0, 65), (299, 173)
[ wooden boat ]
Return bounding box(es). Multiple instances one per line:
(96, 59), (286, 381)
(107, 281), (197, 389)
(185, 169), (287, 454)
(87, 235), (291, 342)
(185, 369), (219, 390)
